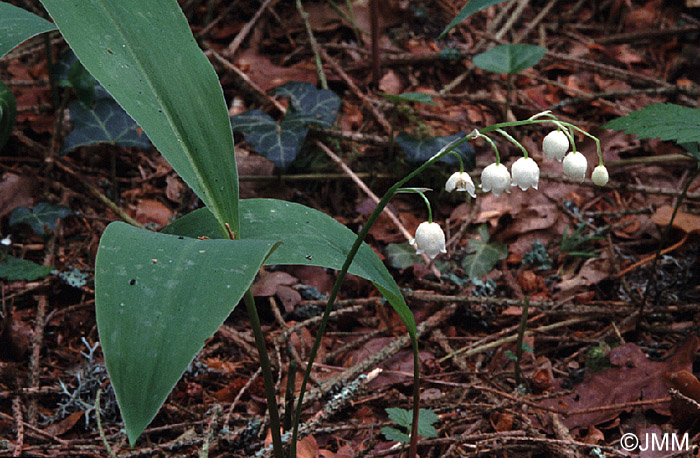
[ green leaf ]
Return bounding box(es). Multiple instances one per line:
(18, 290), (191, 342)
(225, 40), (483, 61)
(62, 98), (151, 153)
(473, 44), (546, 74)
(438, 0), (510, 39)
(271, 82), (341, 128)
(381, 426), (410, 443)
(9, 202), (71, 236)
(461, 225), (507, 279)
(0, 2), (57, 58)
(381, 92), (437, 106)
(395, 132), (476, 169)
(39, 0), (238, 235)
(386, 407), (413, 427)
(52, 51), (99, 106)
(94, 222), (280, 445)
(385, 407), (439, 438)
(603, 103), (700, 145)
(386, 243), (421, 270)
(162, 199), (416, 340)
(0, 255), (52, 281)
(230, 110), (307, 168)
(0, 80), (16, 151)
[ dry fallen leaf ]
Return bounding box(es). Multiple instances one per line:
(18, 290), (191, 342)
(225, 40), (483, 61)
(134, 199), (172, 227)
(651, 205), (700, 234)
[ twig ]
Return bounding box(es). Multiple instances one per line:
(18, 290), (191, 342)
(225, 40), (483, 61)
(317, 47), (392, 134)
(296, 0), (328, 89)
(315, 141), (412, 242)
(208, 49), (286, 113)
(596, 25), (700, 44)
(439, 317), (587, 362)
(95, 389), (117, 458)
(613, 231), (689, 279)
(53, 159), (145, 228)
(226, 0), (280, 57)
(12, 397), (23, 458)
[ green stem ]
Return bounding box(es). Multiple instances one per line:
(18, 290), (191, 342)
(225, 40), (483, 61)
(243, 289), (284, 458)
(447, 150), (465, 173)
(514, 295), (529, 386)
(289, 135), (474, 458)
(476, 131), (501, 165)
(504, 74), (512, 121)
(496, 128), (528, 159)
(639, 167), (700, 314)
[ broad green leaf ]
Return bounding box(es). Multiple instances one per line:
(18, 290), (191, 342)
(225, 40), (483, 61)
(603, 103), (700, 145)
(62, 98), (151, 153)
(39, 0), (238, 235)
(0, 2), (57, 58)
(381, 426), (410, 443)
(9, 202), (70, 236)
(386, 243), (421, 270)
(395, 132), (476, 169)
(271, 82), (341, 127)
(473, 44), (546, 74)
(461, 225), (507, 279)
(95, 222), (279, 444)
(0, 255), (52, 280)
(0, 80), (16, 151)
(162, 199), (416, 339)
(230, 110), (307, 168)
(381, 92), (437, 106)
(438, 0), (510, 39)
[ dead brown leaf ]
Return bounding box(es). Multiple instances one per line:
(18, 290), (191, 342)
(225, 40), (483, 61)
(44, 411), (84, 436)
(235, 49), (316, 92)
(540, 336), (699, 430)
(0, 173), (35, 219)
(133, 199), (173, 227)
(651, 205), (700, 234)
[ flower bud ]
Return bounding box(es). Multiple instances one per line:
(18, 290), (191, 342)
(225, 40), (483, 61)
(562, 151), (587, 182)
(510, 157), (540, 191)
(410, 222), (446, 259)
(592, 165), (609, 186)
(480, 163), (511, 196)
(542, 130), (569, 161)
(445, 171), (476, 198)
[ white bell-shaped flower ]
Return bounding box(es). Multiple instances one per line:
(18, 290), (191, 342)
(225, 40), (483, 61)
(445, 171), (476, 198)
(480, 163), (511, 196)
(542, 130), (569, 161)
(510, 157), (540, 191)
(410, 222), (446, 259)
(562, 151), (588, 182)
(592, 165), (609, 186)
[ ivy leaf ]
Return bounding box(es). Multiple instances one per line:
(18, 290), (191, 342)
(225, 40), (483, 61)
(395, 132), (475, 169)
(9, 202), (71, 236)
(386, 243), (421, 270)
(53, 50), (97, 106)
(381, 92), (437, 106)
(381, 426), (410, 443)
(0, 80), (17, 152)
(438, 0), (510, 39)
(62, 98), (151, 153)
(0, 255), (52, 281)
(473, 44), (546, 74)
(230, 110), (308, 169)
(603, 103), (700, 145)
(461, 225), (507, 279)
(271, 82), (341, 127)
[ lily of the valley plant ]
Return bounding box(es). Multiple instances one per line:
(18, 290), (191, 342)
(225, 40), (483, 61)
(9, 2), (609, 458)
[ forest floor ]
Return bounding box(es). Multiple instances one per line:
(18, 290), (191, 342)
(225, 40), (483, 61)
(1, 0), (700, 457)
